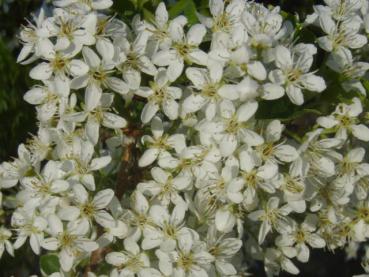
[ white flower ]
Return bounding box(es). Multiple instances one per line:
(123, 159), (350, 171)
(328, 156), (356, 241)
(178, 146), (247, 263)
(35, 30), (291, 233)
(152, 23), (208, 81)
(66, 139), (112, 190)
(0, 228), (14, 259)
(41, 215), (98, 272)
(317, 97), (369, 141)
(270, 45), (326, 105)
(138, 116), (186, 167)
(227, 150), (278, 205)
(137, 167), (191, 206)
(49, 8), (96, 51)
(254, 120), (299, 164)
(59, 184), (116, 229)
(317, 13), (367, 53)
(145, 2), (186, 52)
(115, 32), (157, 90)
(296, 128), (341, 178)
(136, 69), (182, 123)
(54, 0), (113, 11)
(0, 144), (33, 188)
(242, 3), (285, 50)
(156, 230), (214, 277)
(276, 215), (325, 263)
(17, 8), (54, 63)
(122, 191), (153, 240)
(142, 204), (188, 251)
(197, 100), (263, 157)
(264, 247), (299, 275)
(199, 0), (245, 33)
(183, 67), (239, 120)
(71, 46), (129, 96)
(106, 239), (159, 277)
(19, 160), (69, 209)
(326, 48), (369, 95)
(12, 209), (47, 255)
(205, 225), (242, 276)
(248, 197), (292, 244)
(29, 47), (88, 81)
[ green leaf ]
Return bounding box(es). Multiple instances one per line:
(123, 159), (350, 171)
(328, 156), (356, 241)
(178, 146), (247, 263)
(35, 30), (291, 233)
(256, 98), (299, 120)
(143, 7), (155, 22)
(169, 0), (198, 25)
(40, 254), (60, 275)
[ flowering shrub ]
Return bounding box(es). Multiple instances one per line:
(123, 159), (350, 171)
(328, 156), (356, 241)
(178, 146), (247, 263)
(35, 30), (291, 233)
(1, 0), (369, 276)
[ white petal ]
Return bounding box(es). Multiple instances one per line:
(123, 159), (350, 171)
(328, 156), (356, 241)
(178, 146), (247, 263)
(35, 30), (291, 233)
(93, 189), (114, 209)
(107, 77), (129, 95)
(82, 47), (101, 68)
(24, 87), (47, 105)
(163, 99), (179, 120)
(236, 101), (258, 122)
(262, 83), (285, 100)
(187, 24), (206, 45)
(275, 145), (299, 162)
(90, 156), (112, 171)
(106, 252), (126, 266)
(29, 63), (52, 80)
(141, 102), (159, 124)
(102, 112), (127, 129)
(69, 59), (89, 76)
(155, 2), (169, 28)
(96, 39), (115, 61)
(352, 124), (369, 141)
(47, 214), (63, 236)
(41, 238), (59, 251)
(248, 61), (267, 81)
(59, 249), (74, 272)
(215, 209), (235, 233)
(286, 85), (304, 105)
(218, 85), (239, 100)
(94, 210), (116, 228)
(275, 46), (292, 69)
(185, 67), (207, 89)
(300, 74), (326, 92)
(85, 84), (102, 111)
(139, 148), (160, 167)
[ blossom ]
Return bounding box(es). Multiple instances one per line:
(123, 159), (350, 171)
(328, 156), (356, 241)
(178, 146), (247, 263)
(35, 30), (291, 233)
(276, 215), (325, 263)
(0, 228), (14, 259)
(59, 184), (115, 229)
(4, 0), (369, 275)
(12, 209), (48, 255)
(152, 23), (208, 81)
(136, 69), (182, 123)
(138, 116), (186, 167)
(142, 204), (188, 251)
(317, 97), (369, 141)
(137, 167), (191, 206)
(41, 215), (99, 271)
(197, 99), (263, 157)
(106, 239), (157, 277)
(156, 230), (214, 277)
(248, 197), (293, 244)
(270, 45), (326, 105)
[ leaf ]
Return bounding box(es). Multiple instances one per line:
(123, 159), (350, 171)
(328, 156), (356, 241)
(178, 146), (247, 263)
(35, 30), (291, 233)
(256, 97), (299, 120)
(143, 7), (155, 22)
(40, 254), (60, 275)
(169, 0), (198, 25)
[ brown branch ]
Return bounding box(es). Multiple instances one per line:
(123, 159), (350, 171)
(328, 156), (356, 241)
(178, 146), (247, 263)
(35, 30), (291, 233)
(115, 125), (144, 199)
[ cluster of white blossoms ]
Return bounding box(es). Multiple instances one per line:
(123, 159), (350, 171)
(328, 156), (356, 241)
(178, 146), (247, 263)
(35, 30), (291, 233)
(1, 0), (369, 276)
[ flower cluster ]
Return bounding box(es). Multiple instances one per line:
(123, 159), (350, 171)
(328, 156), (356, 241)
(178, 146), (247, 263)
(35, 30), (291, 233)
(1, 0), (369, 276)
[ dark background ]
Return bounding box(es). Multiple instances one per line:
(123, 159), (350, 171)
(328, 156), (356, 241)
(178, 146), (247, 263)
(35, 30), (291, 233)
(0, 0), (365, 276)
